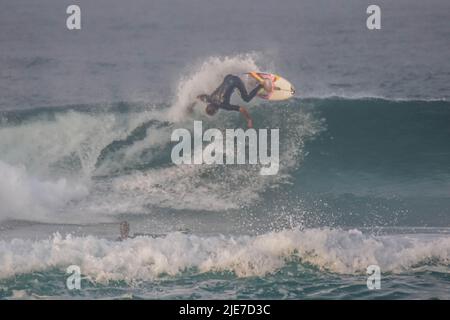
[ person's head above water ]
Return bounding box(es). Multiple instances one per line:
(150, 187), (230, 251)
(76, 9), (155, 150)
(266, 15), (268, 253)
(196, 94), (218, 116)
(205, 104), (218, 116)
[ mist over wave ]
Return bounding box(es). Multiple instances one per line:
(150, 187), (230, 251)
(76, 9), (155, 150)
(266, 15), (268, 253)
(0, 161), (88, 221)
(0, 54), (324, 223)
(168, 54), (263, 121)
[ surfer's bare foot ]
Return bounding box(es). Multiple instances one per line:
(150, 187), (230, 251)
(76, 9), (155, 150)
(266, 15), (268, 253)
(263, 79), (273, 92)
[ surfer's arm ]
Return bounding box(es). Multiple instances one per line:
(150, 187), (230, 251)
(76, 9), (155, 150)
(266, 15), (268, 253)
(239, 106), (253, 128)
(221, 103), (251, 127)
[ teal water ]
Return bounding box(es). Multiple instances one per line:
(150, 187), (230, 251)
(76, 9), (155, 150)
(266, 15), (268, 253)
(0, 98), (450, 299)
(1, 0), (450, 300)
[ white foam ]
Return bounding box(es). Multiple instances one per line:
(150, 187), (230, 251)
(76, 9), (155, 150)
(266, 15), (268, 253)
(0, 109), (165, 222)
(0, 110), (155, 178)
(113, 117), (318, 212)
(113, 101), (325, 212)
(0, 228), (449, 282)
(0, 161), (88, 222)
(114, 165), (240, 211)
(167, 54), (261, 122)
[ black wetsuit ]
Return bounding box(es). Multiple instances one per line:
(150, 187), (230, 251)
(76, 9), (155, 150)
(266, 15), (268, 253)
(207, 74), (262, 111)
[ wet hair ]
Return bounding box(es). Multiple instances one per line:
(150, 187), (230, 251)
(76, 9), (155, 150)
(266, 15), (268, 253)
(205, 104), (218, 116)
(197, 94), (210, 103)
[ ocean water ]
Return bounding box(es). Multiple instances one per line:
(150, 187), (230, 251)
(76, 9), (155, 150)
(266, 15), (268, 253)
(1, 0), (450, 299)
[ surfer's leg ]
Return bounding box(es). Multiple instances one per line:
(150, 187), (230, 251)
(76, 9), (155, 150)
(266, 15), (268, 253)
(234, 77), (262, 102)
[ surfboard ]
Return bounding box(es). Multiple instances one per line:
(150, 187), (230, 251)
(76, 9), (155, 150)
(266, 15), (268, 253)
(245, 72), (295, 101)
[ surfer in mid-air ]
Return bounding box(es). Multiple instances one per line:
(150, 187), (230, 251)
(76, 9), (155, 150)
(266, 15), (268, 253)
(192, 74), (268, 128)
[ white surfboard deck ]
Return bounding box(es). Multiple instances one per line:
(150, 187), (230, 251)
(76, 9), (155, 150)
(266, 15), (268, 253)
(243, 72), (295, 101)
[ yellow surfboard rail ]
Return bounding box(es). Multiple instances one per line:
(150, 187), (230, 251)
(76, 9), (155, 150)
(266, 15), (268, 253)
(249, 72), (265, 85)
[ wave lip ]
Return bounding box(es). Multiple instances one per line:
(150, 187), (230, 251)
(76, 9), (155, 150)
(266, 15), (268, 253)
(1, 96), (449, 223)
(1, 228), (449, 283)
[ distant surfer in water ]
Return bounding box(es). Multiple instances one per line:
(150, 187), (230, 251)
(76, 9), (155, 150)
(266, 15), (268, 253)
(116, 221), (190, 241)
(117, 221), (130, 241)
(193, 74), (267, 128)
